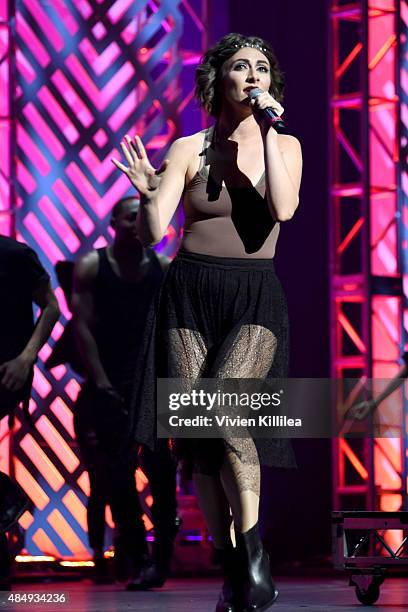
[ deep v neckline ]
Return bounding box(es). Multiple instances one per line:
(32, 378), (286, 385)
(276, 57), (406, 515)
(222, 172), (265, 190)
(203, 126), (265, 190)
(197, 165), (265, 190)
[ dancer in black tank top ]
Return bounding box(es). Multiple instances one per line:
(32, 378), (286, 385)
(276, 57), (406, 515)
(93, 245), (163, 386)
(71, 198), (178, 587)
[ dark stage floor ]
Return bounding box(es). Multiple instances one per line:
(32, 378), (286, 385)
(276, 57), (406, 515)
(2, 577), (408, 611)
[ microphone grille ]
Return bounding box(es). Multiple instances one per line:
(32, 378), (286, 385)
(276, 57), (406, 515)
(248, 87), (263, 99)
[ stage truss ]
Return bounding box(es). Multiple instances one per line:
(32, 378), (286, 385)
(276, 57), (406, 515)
(329, 0), (408, 521)
(0, 0), (208, 559)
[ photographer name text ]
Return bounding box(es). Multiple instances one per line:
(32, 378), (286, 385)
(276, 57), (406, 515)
(168, 414), (302, 428)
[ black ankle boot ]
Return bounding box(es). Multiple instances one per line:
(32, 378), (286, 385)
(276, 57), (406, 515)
(126, 542), (169, 590)
(235, 523), (278, 612)
(92, 554), (113, 584)
(215, 544), (238, 612)
(126, 516), (182, 590)
(114, 520), (148, 582)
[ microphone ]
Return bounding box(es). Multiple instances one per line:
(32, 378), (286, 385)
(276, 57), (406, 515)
(248, 87), (286, 132)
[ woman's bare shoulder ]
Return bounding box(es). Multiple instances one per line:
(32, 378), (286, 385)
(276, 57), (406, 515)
(277, 133), (301, 152)
(170, 130), (211, 182)
(171, 130), (209, 155)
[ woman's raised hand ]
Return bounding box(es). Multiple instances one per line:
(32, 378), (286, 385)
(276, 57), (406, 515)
(112, 134), (168, 197)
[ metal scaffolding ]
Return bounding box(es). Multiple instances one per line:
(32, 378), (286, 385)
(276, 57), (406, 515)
(329, 0), (407, 514)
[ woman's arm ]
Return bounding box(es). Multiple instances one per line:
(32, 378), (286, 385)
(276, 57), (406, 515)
(112, 135), (190, 245)
(250, 92), (302, 221)
(263, 132), (302, 221)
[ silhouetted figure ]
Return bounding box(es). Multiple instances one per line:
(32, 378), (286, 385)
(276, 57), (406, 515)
(0, 235), (59, 589)
(71, 198), (178, 585)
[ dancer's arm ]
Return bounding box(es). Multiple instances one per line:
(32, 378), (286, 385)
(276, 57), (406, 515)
(71, 252), (112, 392)
(0, 281), (59, 392)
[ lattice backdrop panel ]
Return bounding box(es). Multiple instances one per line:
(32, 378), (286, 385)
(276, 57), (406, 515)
(0, 0), (208, 559)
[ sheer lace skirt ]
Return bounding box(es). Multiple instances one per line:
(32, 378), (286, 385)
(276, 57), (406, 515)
(130, 249), (296, 479)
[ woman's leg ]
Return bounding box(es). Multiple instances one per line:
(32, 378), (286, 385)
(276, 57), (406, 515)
(169, 324), (279, 610)
(212, 324), (277, 532)
(193, 472), (232, 548)
(168, 328), (233, 548)
(171, 323), (277, 538)
(211, 323), (279, 609)
(220, 445), (260, 534)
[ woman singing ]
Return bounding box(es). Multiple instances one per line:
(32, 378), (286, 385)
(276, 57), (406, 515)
(113, 33), (302, 612)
